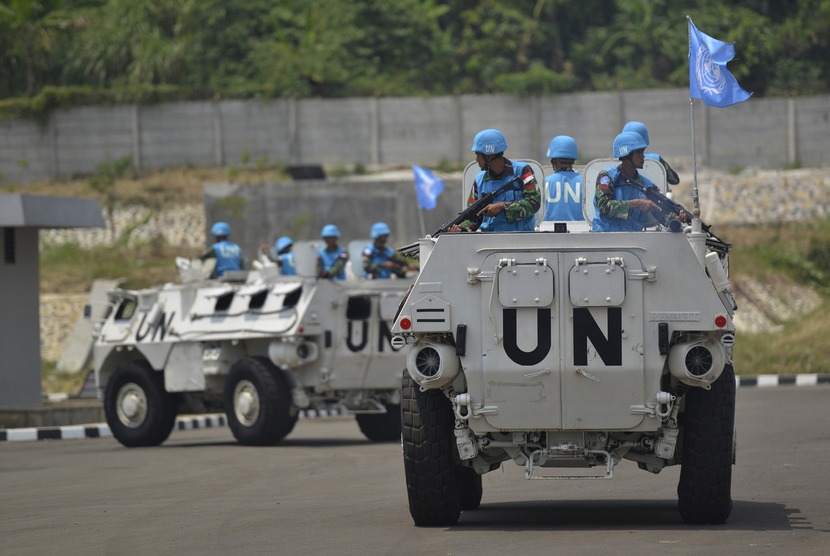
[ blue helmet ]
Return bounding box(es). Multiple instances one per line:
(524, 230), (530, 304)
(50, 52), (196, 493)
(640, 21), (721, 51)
(275, 236), (293, 253)
(546, 135), (579, 159)
(321, 224), (340, 238)
(211, 222), (230, 236)
(622, 121), (650, 146)
(371, 222), (391, 239)
(471, 129), (508, 155)
(613, 131), (648, 159)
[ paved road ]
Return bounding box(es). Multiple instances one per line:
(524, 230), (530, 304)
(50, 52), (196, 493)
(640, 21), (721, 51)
(1, 386), (828, 556)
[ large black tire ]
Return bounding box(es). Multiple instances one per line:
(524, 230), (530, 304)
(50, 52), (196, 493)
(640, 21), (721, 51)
(104, 360), (177, 448)
(677, 363), (736, 524)
(456, 466), (483, 511)
(223, 357), (297, 446)
(355, 403), (401, 442)
(402, 371), (462, 526)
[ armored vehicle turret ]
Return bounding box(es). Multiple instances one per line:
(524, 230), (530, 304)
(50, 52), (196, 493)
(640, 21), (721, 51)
(392, 159), (737, 526)
(92, 241), (412, 447)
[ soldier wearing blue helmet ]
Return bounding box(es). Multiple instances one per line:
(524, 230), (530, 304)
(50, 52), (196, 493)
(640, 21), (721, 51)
(317, 224), (348, 280)
(622, 121), (680, 186)
(362, 222), (417, 279)
(543, 135), (583, 222)
(200, 221), (244, 278)
(259, 235), (296, 275)
(448, 129), (541, 233)
(592, 132), (689, 232)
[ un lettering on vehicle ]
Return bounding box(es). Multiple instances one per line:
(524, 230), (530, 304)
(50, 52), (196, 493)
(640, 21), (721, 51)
(345, 319), (399, 353)
(502, 306), (623, 366)
(134, 311), (176, 342)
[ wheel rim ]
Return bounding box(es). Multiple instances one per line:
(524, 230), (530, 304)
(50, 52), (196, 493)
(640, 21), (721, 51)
(116, 382), (148, 429)
(233, 379), (260, 426)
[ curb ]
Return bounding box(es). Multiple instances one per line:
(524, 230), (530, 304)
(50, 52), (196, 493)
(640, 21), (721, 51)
(0, 407), (350, 443)
(736, 373), (830, 388)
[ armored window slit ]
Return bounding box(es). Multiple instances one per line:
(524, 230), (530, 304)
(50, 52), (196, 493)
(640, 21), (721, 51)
(214, 291), (234, 312)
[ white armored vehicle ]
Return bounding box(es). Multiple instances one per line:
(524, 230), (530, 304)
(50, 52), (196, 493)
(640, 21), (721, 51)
(392, 158), (737, 526)
(92, 241), (411, 447)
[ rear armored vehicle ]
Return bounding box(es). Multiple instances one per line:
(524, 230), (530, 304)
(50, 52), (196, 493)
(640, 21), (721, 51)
(92, 241), (411, 447)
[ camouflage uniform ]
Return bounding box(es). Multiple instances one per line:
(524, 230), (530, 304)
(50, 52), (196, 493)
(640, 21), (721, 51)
(592, 165), (676, 232)
(457, 160), (541, 232)
(362, 243), (412, 279)
(317, 246), (349, 280)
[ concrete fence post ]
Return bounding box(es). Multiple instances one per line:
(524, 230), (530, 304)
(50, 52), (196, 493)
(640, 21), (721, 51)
(131, 104), (142, 172)
(212, 101), (224, 167)
(787, 98), (797, 166)
(49, 114), (59, 179)
(530, 96), (541, 158)
(288, 97), (299, 164)
(616, 91), (626, 133)
(454, 95), (464, 163)
(370, 97), (380, 167)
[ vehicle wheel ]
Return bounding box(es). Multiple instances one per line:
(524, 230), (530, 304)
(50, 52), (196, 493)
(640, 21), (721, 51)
(401, 371), (462, 526)
(355, 403), (401, 442)
(224, 357), (297, 446)
(456, 466), (483, 511)
(677, 363), (736, 524)
(104, 360), (177, 448)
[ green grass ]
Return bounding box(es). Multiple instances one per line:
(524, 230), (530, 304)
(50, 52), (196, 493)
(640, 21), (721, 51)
(734, 302), (830, 375)
(40, 241), (200, 293)
(41, 360), (90, 396)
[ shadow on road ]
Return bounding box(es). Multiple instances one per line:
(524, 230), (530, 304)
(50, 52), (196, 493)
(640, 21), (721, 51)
(450, 499), (798, 532)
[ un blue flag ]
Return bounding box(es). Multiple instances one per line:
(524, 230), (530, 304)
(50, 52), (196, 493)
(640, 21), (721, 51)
(413, 165), (445, 210)
(688, 18), (751, 108)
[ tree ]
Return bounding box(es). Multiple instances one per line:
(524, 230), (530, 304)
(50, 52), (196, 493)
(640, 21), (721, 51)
(0, 0), (81, 95)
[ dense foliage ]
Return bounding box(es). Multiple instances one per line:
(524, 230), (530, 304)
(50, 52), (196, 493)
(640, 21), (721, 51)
(1, 0), (828, 106)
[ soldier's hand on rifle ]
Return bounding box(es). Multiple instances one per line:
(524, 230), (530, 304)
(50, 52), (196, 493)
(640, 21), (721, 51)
(447, 224), (463, 233)
(478, 202), (507, 217)
(629, 199), (661, 212)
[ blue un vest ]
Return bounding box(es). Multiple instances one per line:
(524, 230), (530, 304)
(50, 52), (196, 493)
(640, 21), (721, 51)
(364, 244), (396, 278)
(279, 252), (296, 276)
(544, 170), (583, 221)
(318, 246), (347, 280)
(475, 161), (535, 232)
(212, 240), (242, 277)
(591, 166), (657, 232)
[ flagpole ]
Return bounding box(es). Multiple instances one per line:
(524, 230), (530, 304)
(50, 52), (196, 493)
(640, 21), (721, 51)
(687, 15), (701, 220)
(687, 14), (707, 270)
(417, 207), (426, 238)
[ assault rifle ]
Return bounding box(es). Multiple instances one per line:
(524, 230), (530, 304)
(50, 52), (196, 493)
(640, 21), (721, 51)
(398, 175), (523, 258)
(617, 173), (731, 253)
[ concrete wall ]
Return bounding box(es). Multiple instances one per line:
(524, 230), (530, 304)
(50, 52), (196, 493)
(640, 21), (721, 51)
(2, 89), (829, 185)
(0, 227), (42, 407)
(204, 176), (463, 258)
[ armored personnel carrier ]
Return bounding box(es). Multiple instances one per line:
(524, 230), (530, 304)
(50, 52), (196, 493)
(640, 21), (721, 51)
(391, 159), (737, 526)
(92, 240), (412, 447)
